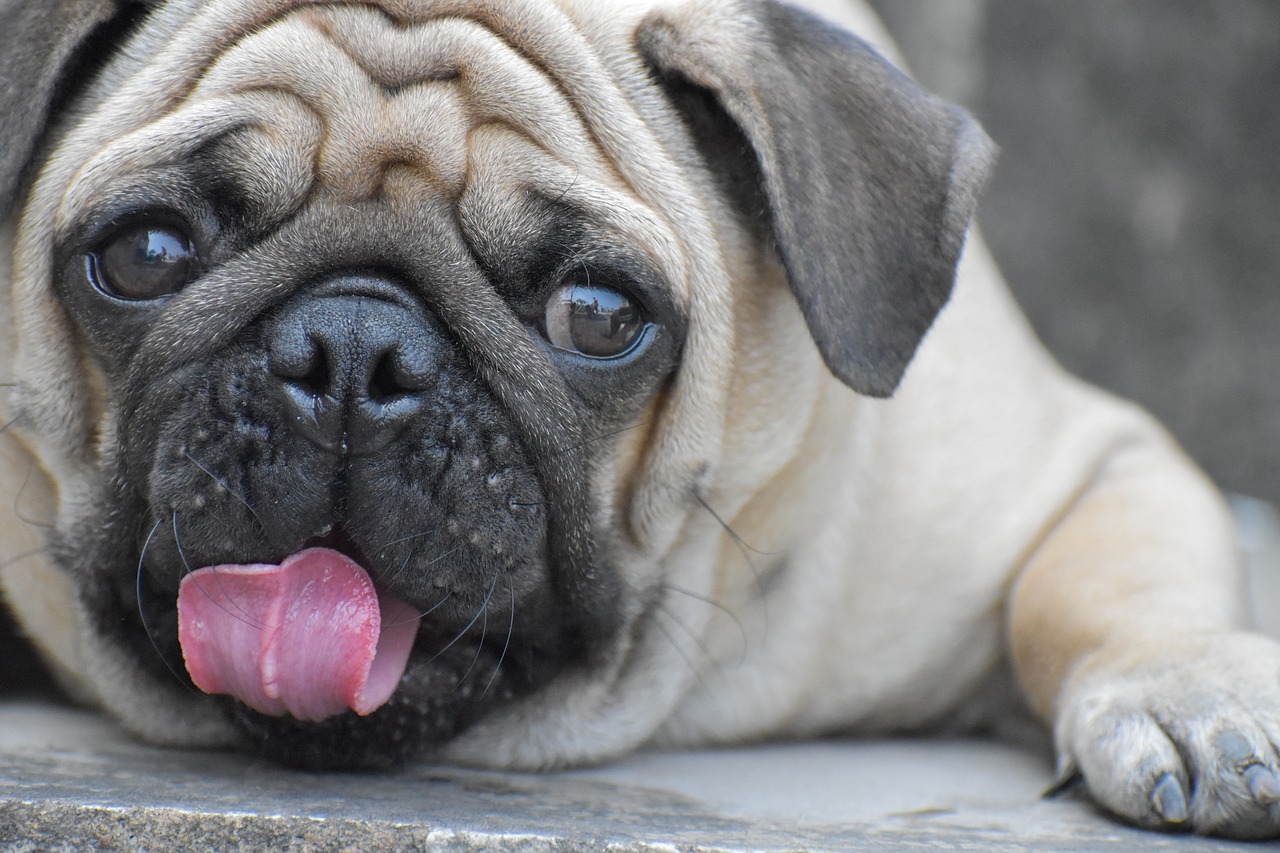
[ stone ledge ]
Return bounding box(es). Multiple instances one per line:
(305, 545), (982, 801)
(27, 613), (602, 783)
(0, 701), (1259, 852)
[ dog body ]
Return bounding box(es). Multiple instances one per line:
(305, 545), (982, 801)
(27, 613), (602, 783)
(1, 0), (1277, 838)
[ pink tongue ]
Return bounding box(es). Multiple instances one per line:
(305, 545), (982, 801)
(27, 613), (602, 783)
(177, 547), (421, 722)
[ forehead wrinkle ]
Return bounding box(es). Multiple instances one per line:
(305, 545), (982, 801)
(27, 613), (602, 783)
(53, 91), (317, 235)
(37, 0), (670, 229)
(464, 127), (687, 280)
(316, 10), (607, 168)
(193, 16), (461, 198)
(189, 6), (614, 202)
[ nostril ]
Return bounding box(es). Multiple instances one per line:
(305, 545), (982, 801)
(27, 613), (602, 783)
(271, 340), (332, 400)
(266, 289), (437, 454)
(290, 358), (331, 400)
(368, 351), (407, 404)
(367, 347), (432, 404)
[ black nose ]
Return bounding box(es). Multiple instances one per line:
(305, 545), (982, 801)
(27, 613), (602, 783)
(267, 287), (435, 455)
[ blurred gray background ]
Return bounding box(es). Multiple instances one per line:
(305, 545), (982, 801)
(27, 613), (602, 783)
(868, 0), (1280, 505)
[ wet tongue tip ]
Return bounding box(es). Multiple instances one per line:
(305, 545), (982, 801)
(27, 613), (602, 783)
(177, 547), (420, 722)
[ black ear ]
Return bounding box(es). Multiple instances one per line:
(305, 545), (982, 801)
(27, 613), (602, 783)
(0, 0), (155, 217)
(638, 1), (994, 398)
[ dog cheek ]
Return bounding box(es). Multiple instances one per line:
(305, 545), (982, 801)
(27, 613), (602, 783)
(344, 416), (552, 605)
(135, 357), (334, 577)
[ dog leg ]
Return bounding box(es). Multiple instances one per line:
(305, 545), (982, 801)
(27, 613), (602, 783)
(1009, 431), (1280, 838)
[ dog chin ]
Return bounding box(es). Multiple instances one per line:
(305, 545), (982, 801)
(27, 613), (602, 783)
(132, 552), (576, 769)
(226, 624), (524, 771)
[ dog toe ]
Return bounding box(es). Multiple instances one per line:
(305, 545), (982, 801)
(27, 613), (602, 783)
(1054, 633), (1280, 838)
(1150, 773), (1189, 823)
(1185, 727), (1280, 837)
(1243, 763), (1280, 804)
(1059, 707), (1192, 830)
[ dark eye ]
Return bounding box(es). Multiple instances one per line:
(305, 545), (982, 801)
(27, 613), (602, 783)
(92, 223), (197, 300)
(544, 284), (646, 358)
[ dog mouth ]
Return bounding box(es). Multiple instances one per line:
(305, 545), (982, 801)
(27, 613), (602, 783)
(133, 523), (550, 769)
(176, 546), (423, 722)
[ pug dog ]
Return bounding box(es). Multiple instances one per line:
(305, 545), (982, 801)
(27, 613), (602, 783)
(2, 0), (1279, 839)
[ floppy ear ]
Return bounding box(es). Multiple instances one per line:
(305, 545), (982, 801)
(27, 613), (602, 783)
(637, 1), (994, 398)
(0, 0), (154, 217)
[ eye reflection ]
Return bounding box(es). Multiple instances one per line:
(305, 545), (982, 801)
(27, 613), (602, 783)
(94, 224), (196, 300)
(544, 284), (645, 358)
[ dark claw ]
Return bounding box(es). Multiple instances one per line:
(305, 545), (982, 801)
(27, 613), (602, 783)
(1042, 766), (1083, 799)
(1244, 764), (1280, 805)
(1213, 731), (1280, 805)
(1215, 731), (1255, 766)
(1152, 773), (1189, 823)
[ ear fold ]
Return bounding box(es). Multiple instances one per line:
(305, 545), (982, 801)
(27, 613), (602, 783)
(638, 1), (995, 398)
(0, 0), (152, 217)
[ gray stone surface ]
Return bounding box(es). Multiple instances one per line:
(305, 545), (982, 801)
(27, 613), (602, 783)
(0, 701), (1261, 852)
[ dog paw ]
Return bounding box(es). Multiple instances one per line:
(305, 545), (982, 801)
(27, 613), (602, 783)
(1053, 632), (1280, 839)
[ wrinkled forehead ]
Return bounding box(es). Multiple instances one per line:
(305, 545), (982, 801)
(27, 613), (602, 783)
(49, 0), (681, 232)
(192, 4), (612, 202)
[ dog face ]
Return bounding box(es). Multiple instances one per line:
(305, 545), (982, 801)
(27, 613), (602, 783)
(0, 0), (988, 770)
